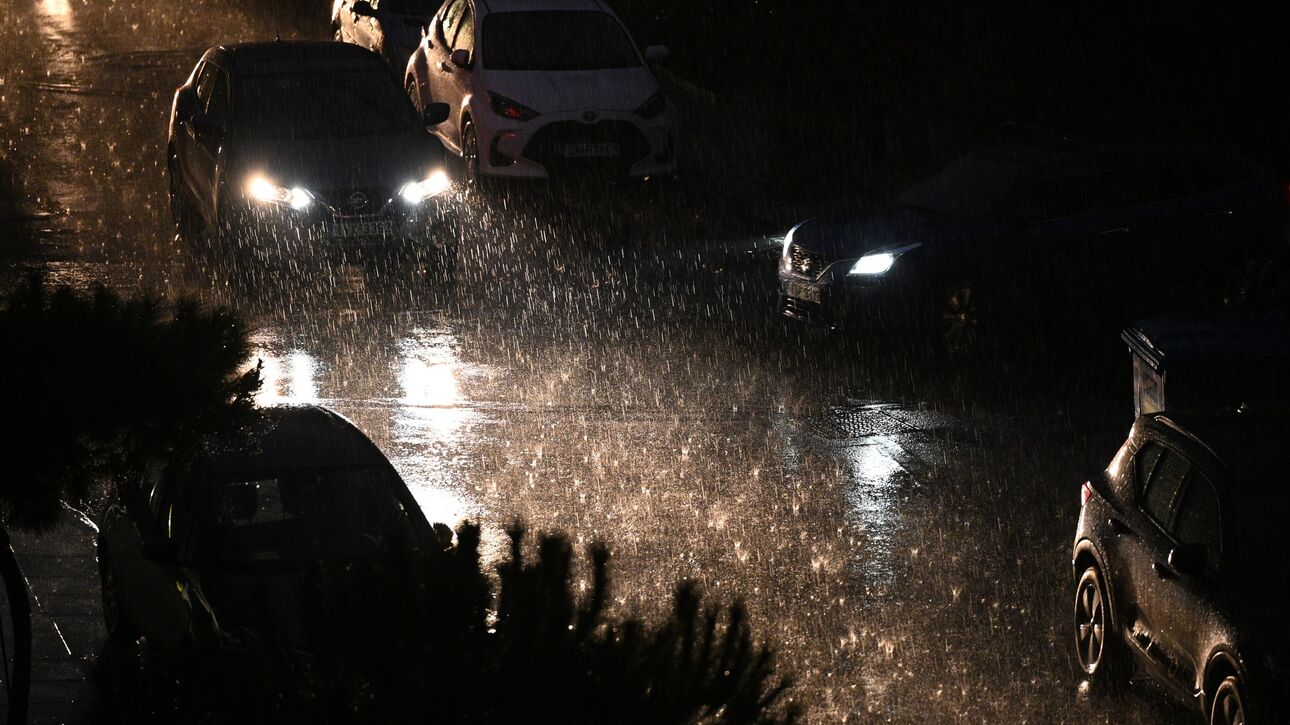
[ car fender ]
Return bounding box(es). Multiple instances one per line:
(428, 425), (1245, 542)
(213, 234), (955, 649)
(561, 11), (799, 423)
(1202, 647), (1248, 716)
(406, 49), (430, 108)
(1073, 537), (1122, 635)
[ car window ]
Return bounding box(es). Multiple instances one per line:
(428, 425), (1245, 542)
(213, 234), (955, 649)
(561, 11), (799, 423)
(452, 5), (475, 53)
(1174, 471), (1222, 571)
(893, 151), (1037, 218)
(194, 63), (219, 107)
(1133, 442), (1165, 494)
(235, 70), (418, 140)
(439, 0), (466, 45)
(206, 71), (230, 127)
(1140, 447), (1189, 528)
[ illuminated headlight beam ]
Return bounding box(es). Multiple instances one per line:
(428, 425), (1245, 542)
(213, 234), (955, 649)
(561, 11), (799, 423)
(400, 169), (451, 205)
(246, 175), (312, 210)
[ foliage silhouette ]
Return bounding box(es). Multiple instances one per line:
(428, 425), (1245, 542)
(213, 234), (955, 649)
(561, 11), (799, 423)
(187, 521), (798, 723)
(0, 274), (262, 530)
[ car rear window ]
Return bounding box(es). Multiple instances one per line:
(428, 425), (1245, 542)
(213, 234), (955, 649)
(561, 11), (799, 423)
(482, 11), (641, 71)
(202, 465), (416, 565)
(235, 70), (417, 140)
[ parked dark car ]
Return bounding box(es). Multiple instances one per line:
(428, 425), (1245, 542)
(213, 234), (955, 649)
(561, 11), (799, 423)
(778, 127), (1288, 353)
(1072, 410), (1290, 724)
(97, 405), (435, 667)
(166, 41), (456, 268)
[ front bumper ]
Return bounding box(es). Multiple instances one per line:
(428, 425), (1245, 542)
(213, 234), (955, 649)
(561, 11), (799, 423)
(233, 193), (454, 251)
(474, 104), (678, 180)
(778, 264), (924, 331)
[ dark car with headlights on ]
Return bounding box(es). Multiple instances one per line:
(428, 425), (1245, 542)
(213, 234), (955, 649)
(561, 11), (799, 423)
(96, 405), (435, 686)
(167, 42), (457, 268)
(1073, 410), (1290, 725)
(779, 128), (1287, 353)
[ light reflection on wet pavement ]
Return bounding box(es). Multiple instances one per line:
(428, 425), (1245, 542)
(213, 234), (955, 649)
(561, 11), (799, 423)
(0, 0), (1198, 721)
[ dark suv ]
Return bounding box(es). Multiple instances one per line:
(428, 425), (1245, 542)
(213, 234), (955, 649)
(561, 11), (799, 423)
(167, 42), (455, 267)
(1073, 411), (1290, 724)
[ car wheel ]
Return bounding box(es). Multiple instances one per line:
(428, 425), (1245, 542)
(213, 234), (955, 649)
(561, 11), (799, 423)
(462, 121), (485, 193)
(937, 280), (982, 356)
(1209, 675), (1246, 725)
(405, 77), (421, 111)
(1074, 566), (1124, 685)
(98, 542), (137, 642)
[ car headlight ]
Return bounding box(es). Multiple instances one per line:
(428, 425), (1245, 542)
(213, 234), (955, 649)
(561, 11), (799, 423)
(399, 169), (451, 205)
(847, 243), (922, 276)
(246, 175), (312, 211)
(487, 91), (540, 122)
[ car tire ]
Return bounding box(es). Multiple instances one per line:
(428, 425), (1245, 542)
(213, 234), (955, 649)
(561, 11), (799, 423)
(1074, 565), (1126, 688)
(462, 121), (487, 195)
(936, 279), (984, 356)
(97, 541), (137, 642)
(1209, 675), (1247, 725)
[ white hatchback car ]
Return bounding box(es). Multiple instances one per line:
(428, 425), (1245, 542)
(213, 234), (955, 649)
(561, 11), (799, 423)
(403, 0), (677, 184)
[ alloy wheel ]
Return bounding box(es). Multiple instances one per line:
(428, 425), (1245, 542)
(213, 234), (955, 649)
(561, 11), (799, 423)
(463, 124), (481, 189)
(1074, 568), (1106, 674)
(939, 283), (980, 355)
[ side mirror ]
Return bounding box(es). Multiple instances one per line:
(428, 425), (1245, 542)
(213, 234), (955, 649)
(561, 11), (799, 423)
(191, 112), (224, 141)
(644, 45), (671, 63)
(450, 48), (472, 69)
(352, 0), (375, 17)
(422, 101), (450, 126)
(142, 540), (185, 566)
(1169, 543), (1206, 576)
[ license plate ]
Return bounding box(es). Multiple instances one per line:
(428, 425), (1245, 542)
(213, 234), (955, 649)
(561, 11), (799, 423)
(563, 142), (619, 158)
(788, 281), (822, 304)
(332, 220), (395, 238)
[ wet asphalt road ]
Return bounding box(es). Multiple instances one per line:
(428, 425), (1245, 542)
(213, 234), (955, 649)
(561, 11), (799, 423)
(1, 1), (1200, 721)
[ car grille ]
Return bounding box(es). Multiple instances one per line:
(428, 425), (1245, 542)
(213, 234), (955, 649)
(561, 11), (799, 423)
(316, 187), (394, 217)
(788, 244), (835, 278)
(523, 121), (651, 177)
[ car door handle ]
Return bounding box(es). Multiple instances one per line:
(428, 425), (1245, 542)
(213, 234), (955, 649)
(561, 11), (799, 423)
(438, 61), (451, 72)
(1099, 227), (1131, 236)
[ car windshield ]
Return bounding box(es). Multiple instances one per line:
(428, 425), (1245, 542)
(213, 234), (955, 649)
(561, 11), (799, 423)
(894, 152), (1036, 217)
(482, 11), (641, 71)
(235, 70), (417, 140)
(204, 465), (417, 565)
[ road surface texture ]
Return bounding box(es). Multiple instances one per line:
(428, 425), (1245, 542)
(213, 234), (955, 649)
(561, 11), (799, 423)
(0, 0), (1197, 721)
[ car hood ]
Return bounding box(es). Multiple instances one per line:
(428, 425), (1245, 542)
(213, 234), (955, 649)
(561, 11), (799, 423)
(232, 131), (444, 192)
(788, 205), (1001, 259)
(483, 67), (657, 114)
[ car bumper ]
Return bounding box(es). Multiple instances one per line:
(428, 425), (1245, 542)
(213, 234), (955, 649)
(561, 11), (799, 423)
(233, 195), (454, 251)
(474, 105), (678, 180)
(778, 266), (925, 331)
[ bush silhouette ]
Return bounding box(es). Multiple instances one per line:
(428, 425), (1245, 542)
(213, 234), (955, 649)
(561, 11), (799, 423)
(0, 275), (262, 529)
(229, 521), (798, 723)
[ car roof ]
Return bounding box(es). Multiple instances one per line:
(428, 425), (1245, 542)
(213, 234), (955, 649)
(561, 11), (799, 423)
(1147, 410), (1286, 488)
(204, 41), (387, 77)
(206, 405), (390, 475)
(478, 0), (610, 15)
(969, 123), (1262, 172)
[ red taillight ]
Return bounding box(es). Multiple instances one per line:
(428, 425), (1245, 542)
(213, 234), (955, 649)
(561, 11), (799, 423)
(1081, 481), (1094, 507)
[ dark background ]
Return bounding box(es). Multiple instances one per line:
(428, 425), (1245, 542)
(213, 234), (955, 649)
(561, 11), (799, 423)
(611, 1), (1290, 198)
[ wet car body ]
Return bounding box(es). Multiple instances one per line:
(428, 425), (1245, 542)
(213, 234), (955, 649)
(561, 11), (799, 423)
(1072, 411), (1290, 724)
(332, 0), (440, 74)
(403, 0), (678, 184)
(96, 405), (435, 665)
(167, 41), (456, 263)
(779, 131), (1287, 350)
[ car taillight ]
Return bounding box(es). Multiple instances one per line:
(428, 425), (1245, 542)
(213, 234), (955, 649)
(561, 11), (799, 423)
(1081, 481), (1094, 507)
(487, 91), (539, 122)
